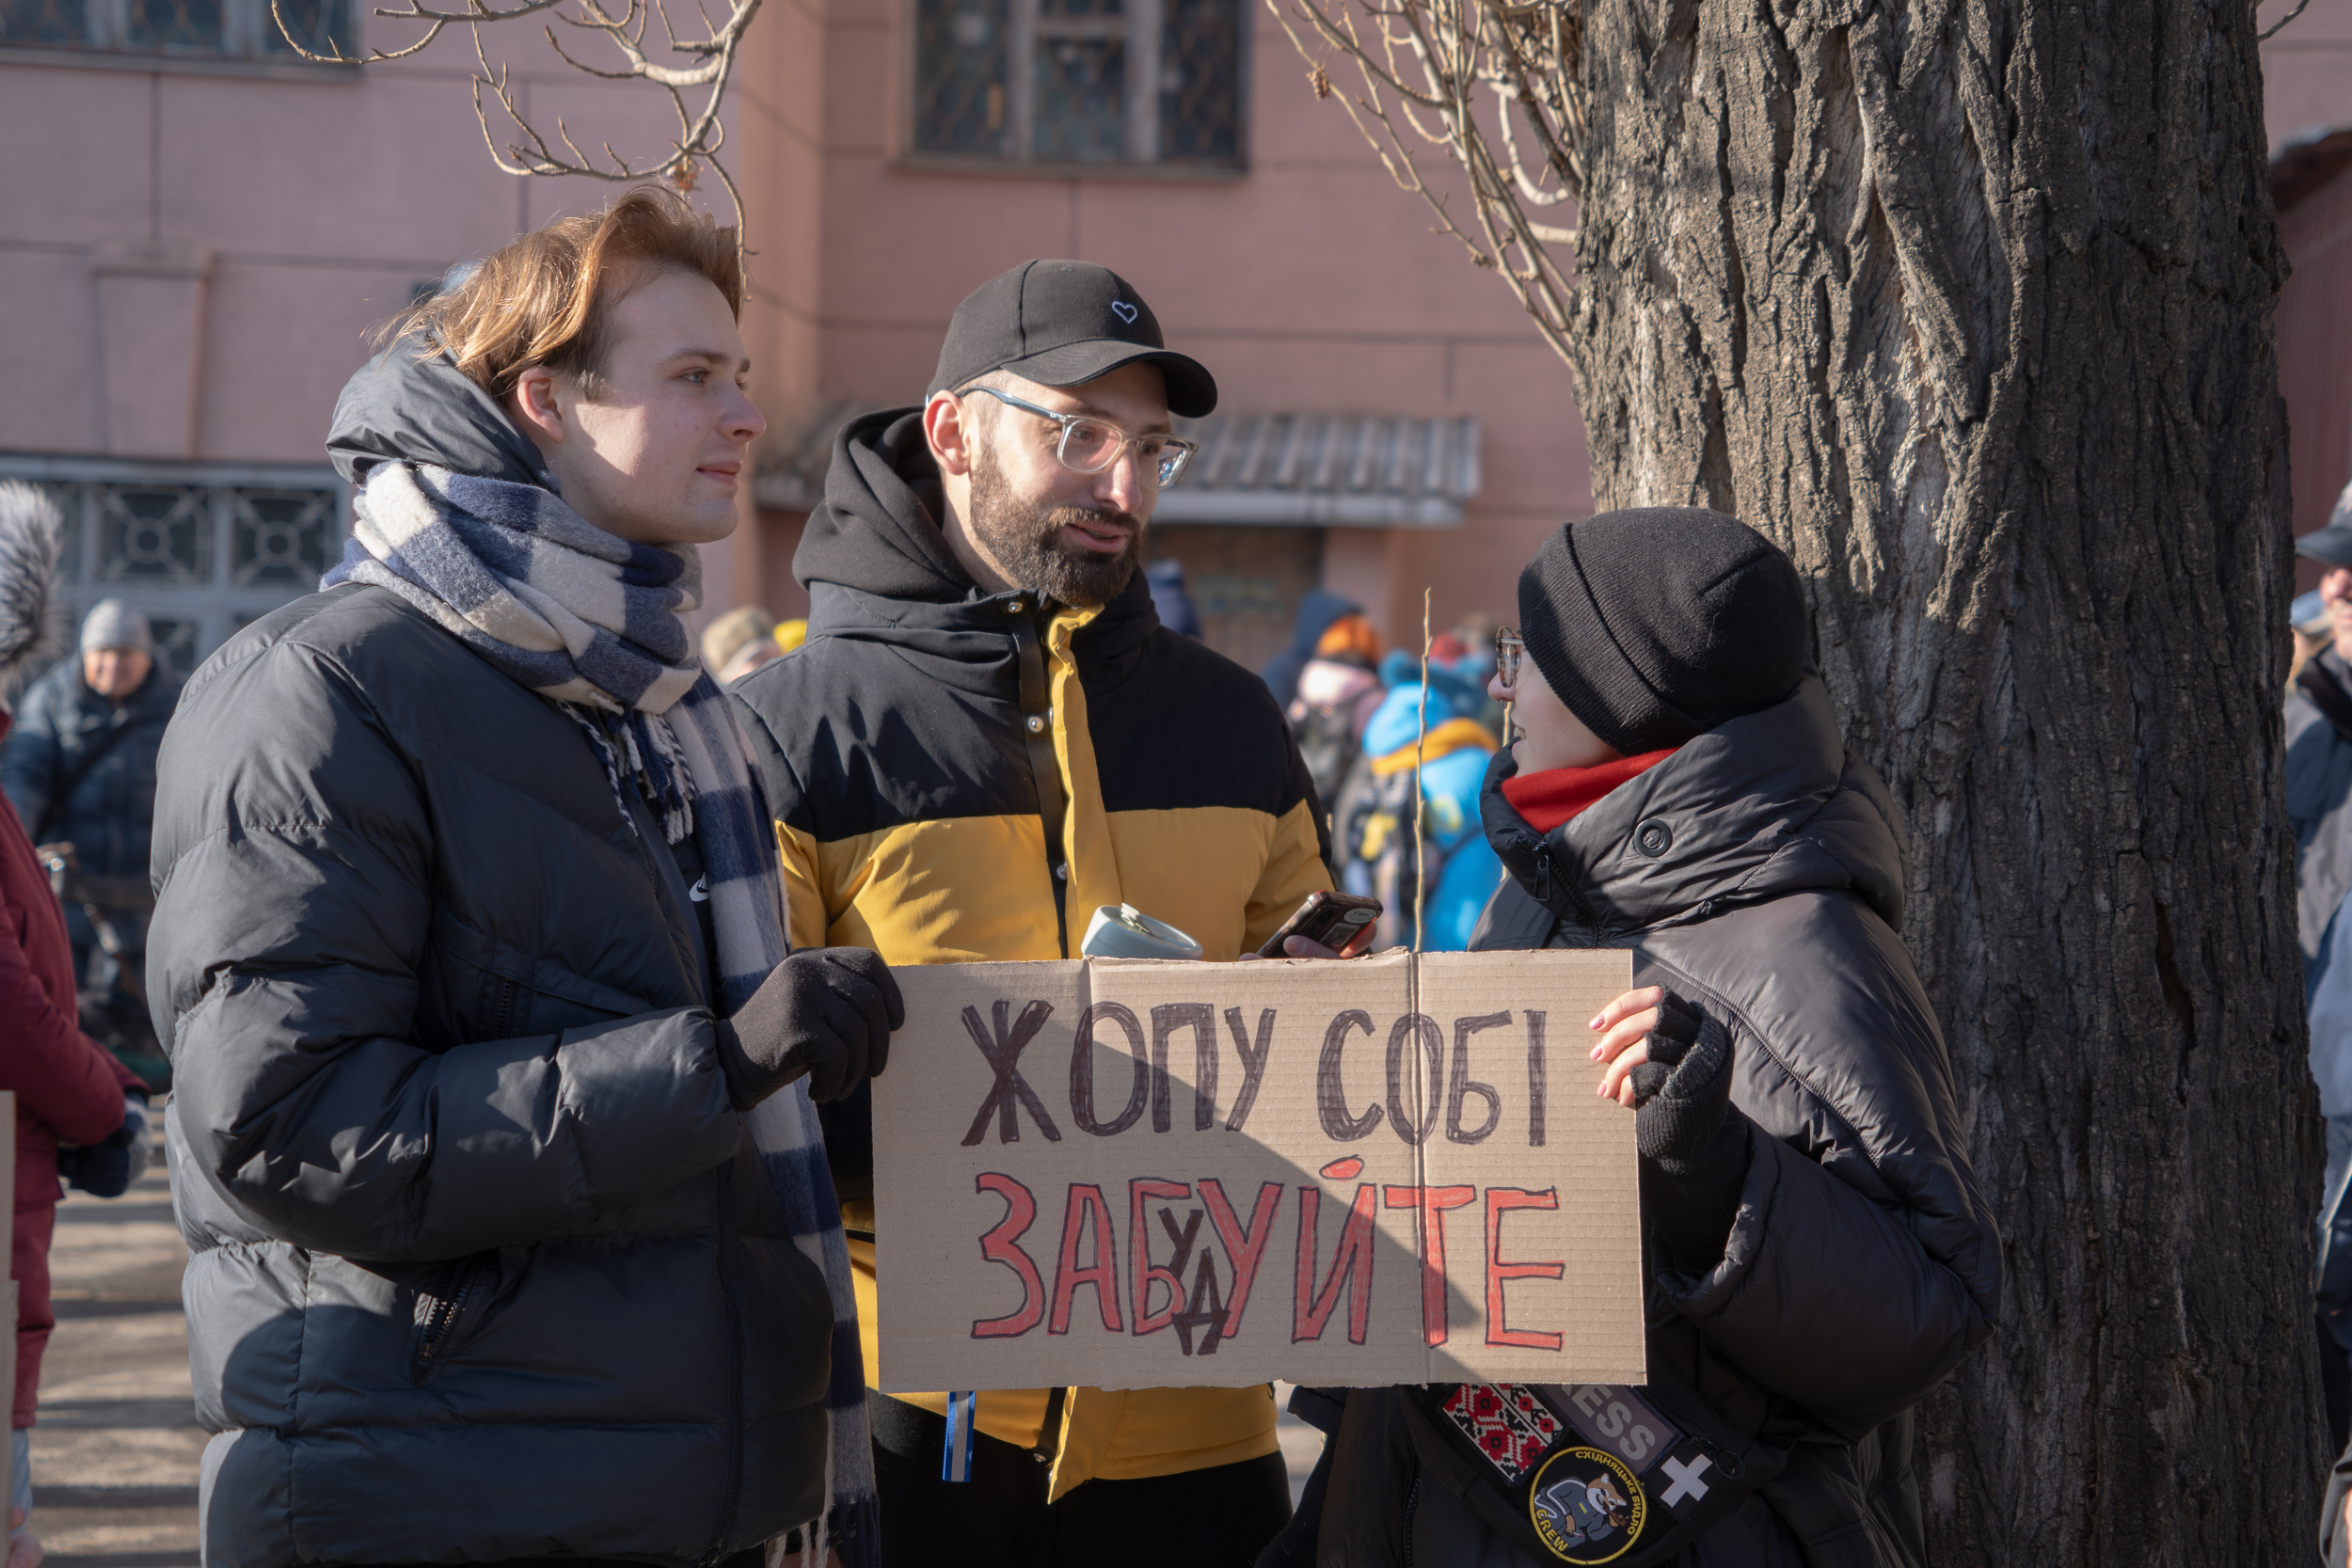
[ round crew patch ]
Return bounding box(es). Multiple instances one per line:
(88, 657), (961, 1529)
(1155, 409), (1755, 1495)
(1528, 1445), (1647, 1564)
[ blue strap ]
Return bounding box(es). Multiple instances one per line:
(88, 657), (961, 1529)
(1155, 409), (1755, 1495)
(942, 1391), (977, 1482)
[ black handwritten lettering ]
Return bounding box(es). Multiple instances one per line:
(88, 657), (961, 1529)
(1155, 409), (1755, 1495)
(1447, 1011), (1509, 1144)
(1318, 1009), (1383, 1141)
(959, 1001), (1062, 1146)
(1221, 1007), (1277, 1132)
(1525, 1010), (1548, 1148)
(1385, 1013), (1443, 1146)
(1149, 1003), (1217, 1132)
(1127, 1179), (1193, 1334)
(1071, 1002), (1149, 1136)
(1173, 1252), (1228, 1356)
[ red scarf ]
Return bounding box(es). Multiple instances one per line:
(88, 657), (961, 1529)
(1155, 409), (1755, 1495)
(1502, 749), (1678, 834)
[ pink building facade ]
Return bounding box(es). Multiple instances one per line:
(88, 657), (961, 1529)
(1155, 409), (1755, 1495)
(1, 4), (2344, 669)
(0, 0), (1579, 676)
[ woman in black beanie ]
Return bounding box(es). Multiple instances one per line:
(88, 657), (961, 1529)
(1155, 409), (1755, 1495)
(1261, 509), (2001, 1568)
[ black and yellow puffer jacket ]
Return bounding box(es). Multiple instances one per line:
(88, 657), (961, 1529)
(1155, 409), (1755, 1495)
(728, 407), (1334, 1500)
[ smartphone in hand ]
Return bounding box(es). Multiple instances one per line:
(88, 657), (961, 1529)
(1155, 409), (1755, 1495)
(1257, 891), (1383, 958)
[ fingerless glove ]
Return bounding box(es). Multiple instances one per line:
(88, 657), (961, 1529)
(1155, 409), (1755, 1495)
(1629, 992), (1751, 1275)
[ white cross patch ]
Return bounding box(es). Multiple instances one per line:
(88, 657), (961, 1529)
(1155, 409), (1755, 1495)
(1661, 1453), (1712, 1508)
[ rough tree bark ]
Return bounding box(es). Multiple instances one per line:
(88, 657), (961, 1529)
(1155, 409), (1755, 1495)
(1566, 2), (2317, 1560)
(1272, 0), (2321, 1555)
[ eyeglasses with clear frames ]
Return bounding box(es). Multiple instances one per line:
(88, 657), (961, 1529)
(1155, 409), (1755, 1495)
(958, 384), (1200, 490)
(1494, 626), (1523, 741)
(1494, 626), (1524, 691)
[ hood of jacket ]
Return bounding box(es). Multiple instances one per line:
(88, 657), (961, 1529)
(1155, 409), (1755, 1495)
(1480, 675), (1905, 935)
(791, 404), (1164, 683)
(325, 345), (556, 491)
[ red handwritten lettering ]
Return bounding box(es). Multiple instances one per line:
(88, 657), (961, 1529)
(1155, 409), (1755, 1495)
(1197, 1179), (1282, 1341)
(971, 1173), (1045, 1338)
(1293, 1182), (1379, 1344)
(1484, 1187), (1565, 1350)
(1048, 1182), (1123, 1334)
(1383, 1183), (1477, 1346)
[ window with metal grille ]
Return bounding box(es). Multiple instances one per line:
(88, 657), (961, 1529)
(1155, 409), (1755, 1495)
(911, 0), (1243, 167)
(1, 0), (352, 60)
(0, 458), (347, 682)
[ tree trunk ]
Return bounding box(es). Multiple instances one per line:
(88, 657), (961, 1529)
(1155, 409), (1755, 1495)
(1565, 1), (2316, 1560)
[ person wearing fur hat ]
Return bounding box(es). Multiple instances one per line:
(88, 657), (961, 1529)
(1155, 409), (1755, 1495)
(0, 483), (148, 1568)
(1263, 509), (2000, 1568)
(1, 597), (182, 1088)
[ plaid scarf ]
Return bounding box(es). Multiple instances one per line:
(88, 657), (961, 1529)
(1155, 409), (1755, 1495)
(325, 461), (877, 1567)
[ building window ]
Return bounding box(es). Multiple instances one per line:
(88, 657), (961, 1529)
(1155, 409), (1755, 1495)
(0, 0), (352, 60)
(0, 458), (346, 681)
(912, 0), (1243, 167)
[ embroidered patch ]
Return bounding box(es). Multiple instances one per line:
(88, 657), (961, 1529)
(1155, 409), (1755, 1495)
(1528, 1445), (1647, 1564)
(1440, 1381), (1562, 1481)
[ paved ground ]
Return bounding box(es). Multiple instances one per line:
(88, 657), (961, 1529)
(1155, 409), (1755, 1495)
(33, 1128), (199, 1568)
(21, 1127), (1327, 1564)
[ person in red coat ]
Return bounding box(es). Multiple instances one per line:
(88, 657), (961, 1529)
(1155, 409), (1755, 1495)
(0, 481), (142, 1568)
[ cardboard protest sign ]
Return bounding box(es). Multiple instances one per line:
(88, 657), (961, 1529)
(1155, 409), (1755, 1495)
(871, 949), (1644, 1391)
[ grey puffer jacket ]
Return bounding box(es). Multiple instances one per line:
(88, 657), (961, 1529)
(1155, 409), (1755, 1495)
(152, 363), (836, 1566)
(1292, 678), (2000, 1568)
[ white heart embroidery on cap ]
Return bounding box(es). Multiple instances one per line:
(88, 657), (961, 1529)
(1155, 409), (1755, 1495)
(1111, 300), (1138, 324)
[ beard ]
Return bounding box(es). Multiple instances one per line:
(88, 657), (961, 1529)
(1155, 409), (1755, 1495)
(967, 444), (1145, 608)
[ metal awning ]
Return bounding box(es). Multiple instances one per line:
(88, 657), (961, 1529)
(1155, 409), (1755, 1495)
(1153, 412), (1482, 528)
(753, 406), (1484, 528)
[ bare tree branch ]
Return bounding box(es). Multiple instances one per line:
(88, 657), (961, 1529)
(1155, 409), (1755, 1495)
(270, 0), (757, 264)
(1262, 0), (1585, 370)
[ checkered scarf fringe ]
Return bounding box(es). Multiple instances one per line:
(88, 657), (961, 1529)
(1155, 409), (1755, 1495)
(324, 462), (878, 1568)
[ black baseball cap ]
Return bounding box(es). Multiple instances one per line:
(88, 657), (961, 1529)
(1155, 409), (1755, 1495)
(928, 261), (1217, 419)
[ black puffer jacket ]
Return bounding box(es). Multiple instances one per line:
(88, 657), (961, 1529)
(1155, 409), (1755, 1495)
(151, 346), (834, 1568)
(1292, 678), (2000, 1568)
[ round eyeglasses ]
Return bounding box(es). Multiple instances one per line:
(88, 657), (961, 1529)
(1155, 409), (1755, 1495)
(1494, 626), (1524, 691)
(959, 384), (1200, 490)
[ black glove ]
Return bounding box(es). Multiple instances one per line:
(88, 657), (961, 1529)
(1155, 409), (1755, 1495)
(1628, 991), (1751, 1275)
(58, 1093), (150, 1200)
(714, 947), (904, 1108)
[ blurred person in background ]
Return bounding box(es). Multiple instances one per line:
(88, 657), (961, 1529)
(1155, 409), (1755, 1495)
(1261, 589), (1375, 708)
(702, 602), (783, 683)
(0, 599), (179, 1089)
(1284, 606), (1385, 817)
(0, 483), (150, 1568)
(2291, 488), (2352, 1452)
(1327, 651), (1500, 950)
(2298, 591), (2335, 688)
(774, 617), (809, 654)
(1144, 558), (1203, 639)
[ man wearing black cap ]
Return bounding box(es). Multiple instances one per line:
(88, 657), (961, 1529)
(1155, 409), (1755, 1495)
(728, 261), (1337, 1566)
(1273, 509), (2000, 1568)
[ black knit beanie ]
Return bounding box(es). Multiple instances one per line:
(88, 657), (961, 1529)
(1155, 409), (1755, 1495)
(1518, 508), (1807, 756)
